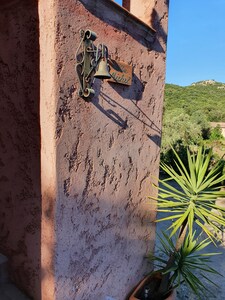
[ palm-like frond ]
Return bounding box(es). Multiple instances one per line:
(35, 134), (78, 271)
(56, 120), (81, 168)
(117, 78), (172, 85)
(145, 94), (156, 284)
(149, 232), (222, 297)
(150, 146), (225, 241)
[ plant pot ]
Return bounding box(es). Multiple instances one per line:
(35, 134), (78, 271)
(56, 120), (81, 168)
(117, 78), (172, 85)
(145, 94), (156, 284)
(128, 273), (176, 300)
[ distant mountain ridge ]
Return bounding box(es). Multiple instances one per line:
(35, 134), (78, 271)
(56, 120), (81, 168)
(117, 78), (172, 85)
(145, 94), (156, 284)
(191, 79), (225, 88)
(164, 80), (225, 122)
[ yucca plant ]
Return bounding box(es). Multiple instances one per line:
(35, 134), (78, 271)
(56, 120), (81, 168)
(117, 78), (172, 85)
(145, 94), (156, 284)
(148, 146), (225, 299)
(149, 232), (222, 299)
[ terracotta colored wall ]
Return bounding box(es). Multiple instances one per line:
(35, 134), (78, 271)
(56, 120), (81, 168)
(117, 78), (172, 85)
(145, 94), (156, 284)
(38, 0), (168, 299)
(124, 0), (156, 27)
(0, 0), (168, 299)
(39, 0), (58, 299)
(0, 0), (41, 299)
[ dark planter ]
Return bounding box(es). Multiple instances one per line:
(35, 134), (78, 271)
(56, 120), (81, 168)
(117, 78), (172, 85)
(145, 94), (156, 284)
(128, 273), (176, 300)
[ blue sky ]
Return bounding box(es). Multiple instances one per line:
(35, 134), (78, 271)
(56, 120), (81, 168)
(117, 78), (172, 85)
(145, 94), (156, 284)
(115, 0), (225, 86)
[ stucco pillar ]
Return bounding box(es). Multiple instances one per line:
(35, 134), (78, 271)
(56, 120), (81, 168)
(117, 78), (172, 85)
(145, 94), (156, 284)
(38, 0), (169, 299)
(0, 0), (41, 298)
(39, 0), (57, 299)
(129, 0), (156, 27)
(47, 1), (168, 300)
(0, 0), (168, 299)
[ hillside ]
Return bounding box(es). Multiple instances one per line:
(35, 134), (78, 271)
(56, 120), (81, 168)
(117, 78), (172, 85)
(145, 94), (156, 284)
(164, 80), (225, 121)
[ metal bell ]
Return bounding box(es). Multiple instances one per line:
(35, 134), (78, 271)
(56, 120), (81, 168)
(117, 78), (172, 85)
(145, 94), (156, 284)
(94, 58), (111, 79)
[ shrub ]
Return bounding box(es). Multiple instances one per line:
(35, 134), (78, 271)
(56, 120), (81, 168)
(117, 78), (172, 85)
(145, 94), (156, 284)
(210, 125), (224, 141)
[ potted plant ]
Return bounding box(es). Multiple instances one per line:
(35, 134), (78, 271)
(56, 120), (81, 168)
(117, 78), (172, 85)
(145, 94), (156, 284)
(128, 146), (225, 300)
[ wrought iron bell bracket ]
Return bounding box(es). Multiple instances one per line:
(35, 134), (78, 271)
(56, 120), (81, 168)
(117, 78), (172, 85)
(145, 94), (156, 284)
(76, 29), (111, 99)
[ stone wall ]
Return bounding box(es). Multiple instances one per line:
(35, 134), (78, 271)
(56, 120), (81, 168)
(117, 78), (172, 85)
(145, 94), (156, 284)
(0, 0), (41, 298)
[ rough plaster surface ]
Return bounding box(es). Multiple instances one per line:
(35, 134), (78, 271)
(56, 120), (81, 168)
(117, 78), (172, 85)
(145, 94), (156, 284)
(0, 0), (168, 299)
(49, 1), (169, 299)
(129, 0), (156, 27)
(0, 0), (41, 299)
(39, 0), (58, 299)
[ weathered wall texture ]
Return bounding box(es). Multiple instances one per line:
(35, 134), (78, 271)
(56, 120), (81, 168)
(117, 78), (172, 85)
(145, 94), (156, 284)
(0, 0), (168, 299)
(129, 0), (155, 27)
(0, 0), (41, 299)
(39, 0), (58, 299)
(39, 0), (169, 299)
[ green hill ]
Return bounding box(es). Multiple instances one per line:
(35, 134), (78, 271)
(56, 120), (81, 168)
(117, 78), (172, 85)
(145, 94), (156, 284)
(164, 80), (225, 122)
(161, 80), (225, 165)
